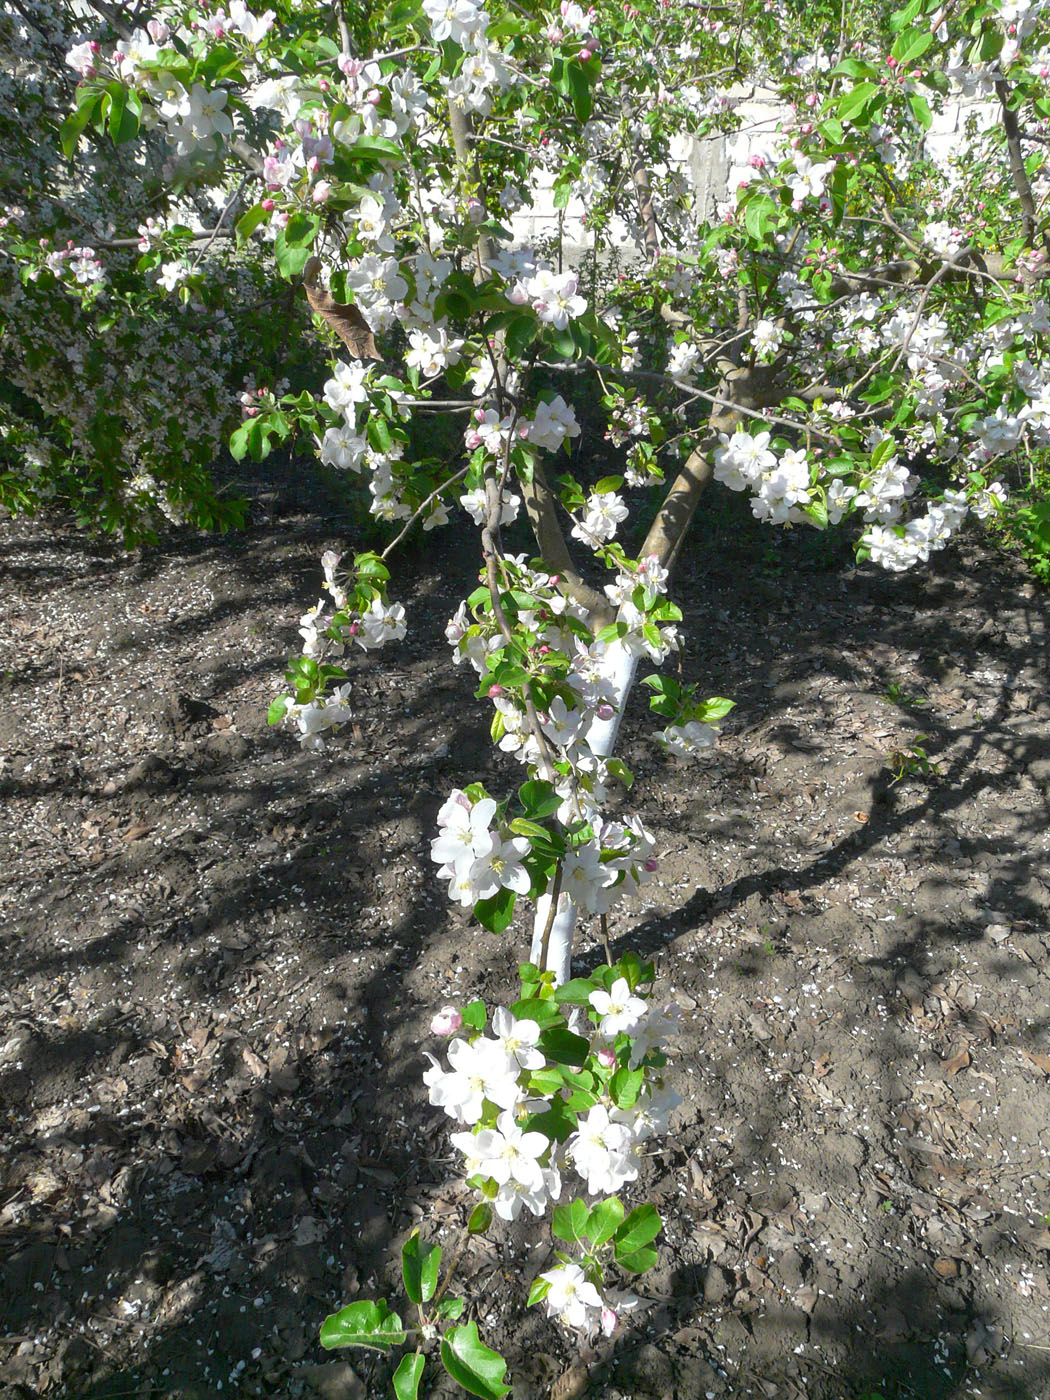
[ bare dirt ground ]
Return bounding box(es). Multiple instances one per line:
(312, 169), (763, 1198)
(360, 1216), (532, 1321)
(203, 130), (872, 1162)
(1, 480), (1049, 1400)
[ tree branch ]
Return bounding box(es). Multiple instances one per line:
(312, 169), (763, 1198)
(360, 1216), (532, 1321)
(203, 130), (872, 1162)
(520, 457), (615, 627)
(996, 78), (1050, 257)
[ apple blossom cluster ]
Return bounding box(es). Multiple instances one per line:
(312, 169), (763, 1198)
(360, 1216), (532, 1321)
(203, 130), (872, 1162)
(422, 970), (679, 1333)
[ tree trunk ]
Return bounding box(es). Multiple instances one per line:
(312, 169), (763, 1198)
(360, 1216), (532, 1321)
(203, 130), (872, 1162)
(529, 640), (640, 984)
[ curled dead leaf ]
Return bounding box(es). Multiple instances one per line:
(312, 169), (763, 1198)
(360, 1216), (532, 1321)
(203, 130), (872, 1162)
(941, 1047), (971, 1077)
(303, 256), (379, 360)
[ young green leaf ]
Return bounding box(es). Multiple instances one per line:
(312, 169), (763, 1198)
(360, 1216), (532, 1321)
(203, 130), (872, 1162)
(585, 1196), (625, 1247)
(440, 1322), (511, 1400)
(401, 1231), (441, 1305)
(319, 1299), (405, 1352)
(468, 1202), (493, 1235)
(393, 1353), (425, 1400)
(551, 1198), (590, 1245)
(613, 1203), (662, 1261)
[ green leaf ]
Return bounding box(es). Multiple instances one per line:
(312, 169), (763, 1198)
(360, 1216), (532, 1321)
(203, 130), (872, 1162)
(836, 81), (879, 124)
(229, 422), (251, 462)
(605, 757), (634, 789)
(908, 92), (932, 130)
(828, 58), (879, 79)
(393, 1354), (425, 1400)
(508, 996), (561, 1028)
(538, 1026), (590, 1066)
(891, 25), (933, 66)
(460, 999), (486, 1033)
(60, 102), (96, 158)
(284, 211), (322, 248)
(870, 436), (897, 471)
(268, 696), (291, 725)
(568, 60), (592, 122)
(468, 1202), (493, 1235)
(613, 1204), (662, 1260)
(235, 203), (270, 246)
(274, 234), (313, 280)
(552, 1199), (590, 1245)
(889, 0), (922, 32)
(527, 1276), (551, 1307)
(519, 779), (561, 819)
(524, 1098), (576, 1144)
(595, 475), (623, 493)
(585, 1196), (625, 1247)
(402, 1232), (441, 1305)
(437, 1296), (465, 1320)
(550, 979), (594, 1012)
(615, 1245), (659, 1274)
(504, 311), (537, 358)
(319, 1300), (406, 1352)
(743, 192), (777, 245)
(440, 1323), (511, 1400)
(609, 1066), (644, 1109)
(698, 696), (735, 720)
(473, 888), (516, 934)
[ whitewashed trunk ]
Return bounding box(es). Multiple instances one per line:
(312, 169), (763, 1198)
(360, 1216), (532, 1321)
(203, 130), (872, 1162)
(529, 641), (640, 985)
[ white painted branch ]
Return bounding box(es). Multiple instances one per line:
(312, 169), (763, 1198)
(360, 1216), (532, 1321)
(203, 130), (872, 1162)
(530, 641), (640, 985)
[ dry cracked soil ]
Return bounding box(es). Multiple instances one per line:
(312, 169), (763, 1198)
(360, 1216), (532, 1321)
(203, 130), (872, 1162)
(1, 474), (1049, 1400)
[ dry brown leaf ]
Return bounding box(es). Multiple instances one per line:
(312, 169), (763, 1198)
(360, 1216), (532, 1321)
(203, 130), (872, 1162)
(303, 257), (380, 360)
(1022, 1050), (1050, 1076)
(122, 823), (154, 842)
(242, 1045), (267, 1079)
(550, 1363), (589, 1400)
(792, 1285), (818, 1314)
(933, 1256), (959, 1278)
(941, 1047), (970, 1077)
(812, 1052), (831, 1079)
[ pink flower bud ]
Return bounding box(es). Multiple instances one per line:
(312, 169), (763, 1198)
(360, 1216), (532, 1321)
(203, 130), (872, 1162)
(579, 47), (592, 60)
(644, 857), (658, 873)
(804, 91), (819, 108)
(89, 40), (101, 53)
(596, 703), (614, 721)
(245, 407), (258, 417)
(430, 1005), (463, 1037)
(886, 54), (898, 68)
(366, 88), (382, 105)
(488, 684), (504, 697)
(261, 198), (275, 212)
(601, 1307), (619, 1335)
(596, 1046), (616, 1069)
(147, 18), (170, 41)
